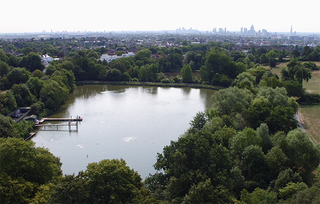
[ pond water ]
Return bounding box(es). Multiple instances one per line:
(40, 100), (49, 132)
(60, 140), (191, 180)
(32, 85), (216, 179)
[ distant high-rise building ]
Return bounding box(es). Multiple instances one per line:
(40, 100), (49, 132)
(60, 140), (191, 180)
(250, 25), (255, 35)
(290, 25), (293, 35)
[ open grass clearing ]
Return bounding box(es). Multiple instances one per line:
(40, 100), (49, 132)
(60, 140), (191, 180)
(299, 105), (320, 143)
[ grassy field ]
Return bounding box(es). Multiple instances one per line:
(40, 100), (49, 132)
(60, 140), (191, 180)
(269, 61), (320, 142)
(299, 105), (320, 143)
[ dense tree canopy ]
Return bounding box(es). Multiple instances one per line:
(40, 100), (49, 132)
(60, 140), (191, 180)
(0, 138), (62, 203)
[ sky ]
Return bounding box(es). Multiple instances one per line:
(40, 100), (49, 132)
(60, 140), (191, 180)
(1, 0), (320, 34)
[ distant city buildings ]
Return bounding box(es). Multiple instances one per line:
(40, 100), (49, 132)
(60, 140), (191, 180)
(176, 27), (199, 34)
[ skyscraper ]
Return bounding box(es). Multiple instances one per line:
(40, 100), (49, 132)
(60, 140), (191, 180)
(290, 25), (293, 35)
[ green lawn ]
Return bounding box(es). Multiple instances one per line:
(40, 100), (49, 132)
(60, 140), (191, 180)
(299, 105), (320, 143)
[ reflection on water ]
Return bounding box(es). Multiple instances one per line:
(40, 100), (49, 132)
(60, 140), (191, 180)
(33, 85), (216, 179)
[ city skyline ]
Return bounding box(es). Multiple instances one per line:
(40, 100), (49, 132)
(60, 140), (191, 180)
(1, 0), (320, 34)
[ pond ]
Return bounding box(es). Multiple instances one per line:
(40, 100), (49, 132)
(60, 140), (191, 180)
(32, 85), (216, 179)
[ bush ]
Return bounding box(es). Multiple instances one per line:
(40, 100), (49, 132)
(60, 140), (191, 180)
(172, 75), (181, 83)
(160, 78), (171, 83)
(299, 93), (320, 104)
(130, 78), (139, 82)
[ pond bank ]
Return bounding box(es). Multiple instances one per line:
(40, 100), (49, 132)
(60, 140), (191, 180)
(76, 81), (223, 90)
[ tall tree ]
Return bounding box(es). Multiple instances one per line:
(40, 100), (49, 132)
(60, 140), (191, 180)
(181, 64), (193, 83)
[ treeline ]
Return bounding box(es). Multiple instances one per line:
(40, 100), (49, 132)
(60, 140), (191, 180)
(0, 39), (320, 203)
(0, 49), (75, 139)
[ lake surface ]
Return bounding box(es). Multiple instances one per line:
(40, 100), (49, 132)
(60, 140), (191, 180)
(33, 85), (216, 179)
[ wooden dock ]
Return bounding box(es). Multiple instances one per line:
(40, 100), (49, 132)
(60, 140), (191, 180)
(36, 120), (80, 131)
(36, 116), (82, 131)
(39, 117), (83, 124)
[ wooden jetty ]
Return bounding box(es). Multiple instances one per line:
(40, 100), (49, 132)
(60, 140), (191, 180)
(36, 116), (82, 131)
(39, 117), (83, 124)
(36, 120), (80, 131)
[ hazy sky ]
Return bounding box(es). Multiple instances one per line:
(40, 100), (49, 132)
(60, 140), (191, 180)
(1, 0), (319, 33)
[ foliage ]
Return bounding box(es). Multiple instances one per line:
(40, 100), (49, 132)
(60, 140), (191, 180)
(281, 58), (312, 84)
(40, 79), (69, 113)
(147, 129), (234, 202)
(0, 138), (62, 203)
(0, 61), (9, 77)
(10, 83), (36, 107)
(212, 86), (254, 115)
(241, 188), (277, 204)
(0, 115), (18, 138)
(19, 52), (45, 72)
(200, 48), (245, 86)
(49, 159), (145, 203)
(181, 64), (193, 83)
(0, 91), (17, 115)
(6, 68), (31, 88)
(299, 92), (320, 104)
(283, 128), (320, 182)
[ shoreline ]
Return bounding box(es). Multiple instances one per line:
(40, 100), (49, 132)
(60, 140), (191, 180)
(75, 81), (223, 90)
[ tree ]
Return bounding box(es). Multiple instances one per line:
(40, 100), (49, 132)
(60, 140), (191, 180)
(212, 87), (254, 116)
(257, 87), (289, 107)
(86, 50), (99, 59)
(0, 91), (17, 115)
(266, 49), (278, 59)
(26, 77), (45, 99)
(279, 182), (308, 200)
(230, 127), (262, 157)
(247, 66), (268, 84)
(148, 130), (233, 202)
(245, 97), (272, 129)
(135, 49), (152, 61)
(22, 47), (33, 56)
(282, 58), (312, 83)
(49, 159), (144, 203)
(148, 64), (158, 82)
(0, 61), (9, 77)
(273, 168), (303, 192)
(10, 83), (36, 107)
(40, 79), (69, 113)
(260, 54), (269, 64)
(291, 50), (300, 58)
(283, 80), (304, 98)
(240, 145), (270, 190)
(266, 106), (297, 134)
(181, 64), (193, 83)
(0, 138), (62, 203)
(7, 68), (31, 88)
(241, 188), (277, 204)
(0, 115), (18, 138)
(283, 128), (320, 183)
(138, 66), (147, 81)
(0, 49), (9, 62)
(32, 69), (45, 78)
(256, 123), (273, 153)
(19, 52), (45, 72)
(200, 49), (244, 85)
(266, 146), (290, 178)
(301, 46), (312, 57)
(233, 72), (256, 90)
